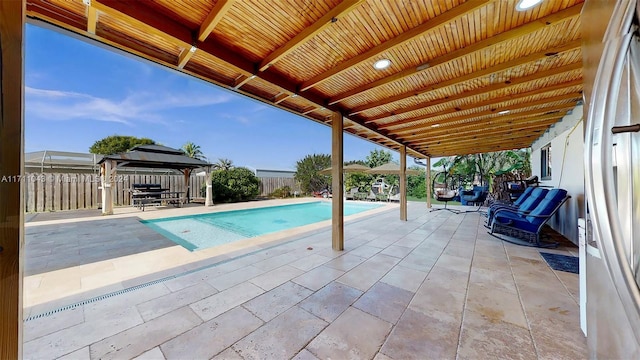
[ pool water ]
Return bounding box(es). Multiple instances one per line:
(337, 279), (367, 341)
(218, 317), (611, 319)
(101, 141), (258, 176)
(141, 201), (382, 251)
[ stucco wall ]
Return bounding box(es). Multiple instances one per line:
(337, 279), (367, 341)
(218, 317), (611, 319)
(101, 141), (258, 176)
(531, 105), (584, 245)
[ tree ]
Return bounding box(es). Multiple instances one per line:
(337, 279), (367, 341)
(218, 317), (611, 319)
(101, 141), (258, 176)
(182, 142), (206, 160)
(365, 149), (393, 168)
(213, 158), (234, 171)
(210, 167), (260, 202)
(89, 135), (155, 155)
(294, 153), (331, 194)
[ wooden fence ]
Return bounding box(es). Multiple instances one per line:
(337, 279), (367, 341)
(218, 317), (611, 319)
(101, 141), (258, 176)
(24, 173), (299, 212)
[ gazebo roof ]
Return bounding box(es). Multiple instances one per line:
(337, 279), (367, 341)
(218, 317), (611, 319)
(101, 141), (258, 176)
(98, 145), (211, 170)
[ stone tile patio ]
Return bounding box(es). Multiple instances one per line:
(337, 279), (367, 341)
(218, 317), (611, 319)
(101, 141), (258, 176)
(22, 200), (586, 359)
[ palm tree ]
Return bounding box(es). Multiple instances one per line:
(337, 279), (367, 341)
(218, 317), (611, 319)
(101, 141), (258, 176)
(182, 141), (206, 160)
(213, 158), (234, 171)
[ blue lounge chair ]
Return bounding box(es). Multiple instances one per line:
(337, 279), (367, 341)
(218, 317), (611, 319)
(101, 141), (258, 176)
(489, 188), (569, 248)
(485, 187), (542, 226)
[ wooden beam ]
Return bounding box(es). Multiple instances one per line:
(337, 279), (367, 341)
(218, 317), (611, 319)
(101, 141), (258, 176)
(86, 6), (98, 34)
(350, 61), (583, 116)
(198, 0), (236, 42)
(330, 35), (581, 106)
(400, 146), (407, 221)
(405, 117), (560, 142)
(409, 121), (559, 146)
(379, 91), (581, 130)
(259, 0), (365, 71)
(394, 103), (573, 136)
(40, 0), (427, 158)
(0, 0), (24, 357)
(426, 157), (431, 209)
(233, 74), (255, 89)
(299, 0), (490, 91)
(177, 45), (197, 69)
(331, 111), (344, 251)
(424, 142), (535, 157)
(419, 134), (541, 150)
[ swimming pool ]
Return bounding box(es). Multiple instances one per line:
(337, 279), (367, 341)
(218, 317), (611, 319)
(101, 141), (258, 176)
(141, 201), (382, 251)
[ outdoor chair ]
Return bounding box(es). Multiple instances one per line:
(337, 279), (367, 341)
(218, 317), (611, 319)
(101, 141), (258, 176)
(345, 187), (359, 200)
(489, 188), (569, 248)
(388, 185), (400, 202)
(431, 189), (460, 214)
(460, 186), (489, 212)
(485, 187), (544, 226)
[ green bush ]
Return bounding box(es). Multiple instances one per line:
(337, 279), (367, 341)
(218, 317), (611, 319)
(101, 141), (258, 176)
(210, 167), (260, 202)
(269, 186), (291, 198)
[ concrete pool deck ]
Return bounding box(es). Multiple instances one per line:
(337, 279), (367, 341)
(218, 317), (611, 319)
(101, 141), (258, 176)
(23, 199), (586, 359)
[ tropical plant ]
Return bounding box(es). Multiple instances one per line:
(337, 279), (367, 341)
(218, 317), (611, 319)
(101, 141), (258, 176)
(89, 135), (155, 155)
(213, 158), (234, 171)
(182, 141), (206, 160)
(294, 153), (331, 194)
(210, 167), (260, 202)
(365, 149), (393, 168)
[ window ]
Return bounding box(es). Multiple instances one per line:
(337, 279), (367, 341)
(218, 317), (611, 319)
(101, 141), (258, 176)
(541, 144), (552, 180)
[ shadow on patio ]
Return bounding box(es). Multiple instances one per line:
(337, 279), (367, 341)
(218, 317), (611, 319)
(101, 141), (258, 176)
(23, 202), (586, 359)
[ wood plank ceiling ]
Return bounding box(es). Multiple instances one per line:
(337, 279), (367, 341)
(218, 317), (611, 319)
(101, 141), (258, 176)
(26, 0), (584, 158)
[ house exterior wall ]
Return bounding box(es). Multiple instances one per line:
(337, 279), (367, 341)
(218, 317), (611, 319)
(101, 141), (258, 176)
(531, 105), (585, 244)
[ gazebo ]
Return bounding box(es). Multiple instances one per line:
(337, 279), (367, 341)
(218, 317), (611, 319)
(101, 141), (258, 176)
(97, 145), (212, 214)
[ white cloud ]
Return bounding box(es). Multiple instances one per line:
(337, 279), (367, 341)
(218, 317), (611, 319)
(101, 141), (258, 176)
(25, 86), (233, 126)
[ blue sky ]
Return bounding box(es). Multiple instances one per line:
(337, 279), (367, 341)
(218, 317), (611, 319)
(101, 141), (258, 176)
(24, 24), (404, 170)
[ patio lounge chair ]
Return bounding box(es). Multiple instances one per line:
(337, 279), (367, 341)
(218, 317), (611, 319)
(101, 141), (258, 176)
(345, 187), (359, 200)
(489, 188), (569, 248)
(460, 186), (489, 212)
(388, 185), (400, 202)
(431, 189), (460, 214)
(485, 187), (546, 227)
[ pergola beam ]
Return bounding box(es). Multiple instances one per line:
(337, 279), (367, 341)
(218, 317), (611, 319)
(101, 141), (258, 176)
(379, 92), (581, 131)
(330, 32), (581, 106)
(405, 117), (560, 143)
(299, 0), (490, 91)
(86, 6), (97, 34)
(394, 104), (573, 136)
(198, 0), (236, 42)
(350, 61), (582, 116)
(177, 45), (197, 69)
(258, 0), (365, 72)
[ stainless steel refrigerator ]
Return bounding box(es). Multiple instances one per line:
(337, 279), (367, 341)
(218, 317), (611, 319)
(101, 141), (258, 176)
(584, 0), (640, 357)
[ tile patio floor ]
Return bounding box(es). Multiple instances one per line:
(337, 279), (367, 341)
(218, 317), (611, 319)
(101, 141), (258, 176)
(23, 200), (586, 359)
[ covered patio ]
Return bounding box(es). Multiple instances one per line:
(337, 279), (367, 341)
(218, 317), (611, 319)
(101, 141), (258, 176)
(0, 0), (588, 356)
(22, 202), (584, 359)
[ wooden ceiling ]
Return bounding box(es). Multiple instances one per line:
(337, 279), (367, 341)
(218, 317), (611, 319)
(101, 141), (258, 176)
(26, 0), (584, 158)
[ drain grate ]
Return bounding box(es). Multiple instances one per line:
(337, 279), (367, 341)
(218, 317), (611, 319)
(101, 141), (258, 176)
(24, 276), (175, 322)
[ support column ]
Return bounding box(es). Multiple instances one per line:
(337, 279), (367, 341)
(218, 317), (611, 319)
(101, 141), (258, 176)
(0, 0), (25, 357)
(101, 161), (114, 215)
(426, 156), (432, 209)
(205, 169), (213, 207)
(400, 146), (407, 221)
(331, 111), (344, 250)
(183, 169), (191, 203)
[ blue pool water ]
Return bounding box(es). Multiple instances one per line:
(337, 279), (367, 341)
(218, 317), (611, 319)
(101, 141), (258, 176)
(141, 201), (382, 251)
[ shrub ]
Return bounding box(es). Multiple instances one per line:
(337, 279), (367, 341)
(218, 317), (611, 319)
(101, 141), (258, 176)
(210, 167), (260, 202)
(269, 186), (291, 198)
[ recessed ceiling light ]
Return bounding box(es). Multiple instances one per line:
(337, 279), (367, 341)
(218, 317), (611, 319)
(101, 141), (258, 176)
(374, 59), (391, 70)
(516, 0), (543, 11)
(498, 110), (510, 115)
(431, 124), (441, 128)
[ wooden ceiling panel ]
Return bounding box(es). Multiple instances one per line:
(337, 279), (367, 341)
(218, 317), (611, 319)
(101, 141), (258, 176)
(26, 0), (586, 158)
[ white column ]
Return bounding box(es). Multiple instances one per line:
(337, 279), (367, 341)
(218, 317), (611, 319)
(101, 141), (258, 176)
(101, 161), (113, 215)
(0, 0), (25, 356)
(331, 111), (344, 250)
(400, 146), (407, 221)
(205, 170), (213, 207)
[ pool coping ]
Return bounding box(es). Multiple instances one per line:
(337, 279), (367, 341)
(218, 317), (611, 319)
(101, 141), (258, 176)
(24, 198), (397, 316)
